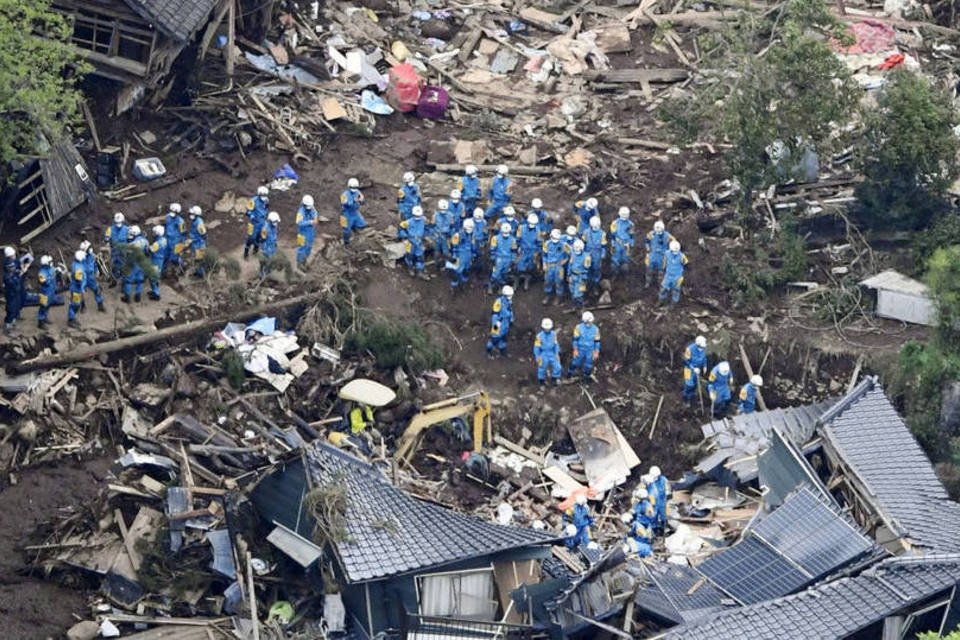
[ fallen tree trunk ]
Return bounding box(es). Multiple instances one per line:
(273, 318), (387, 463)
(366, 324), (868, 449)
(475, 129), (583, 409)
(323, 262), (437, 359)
(582, 68), (689, 84)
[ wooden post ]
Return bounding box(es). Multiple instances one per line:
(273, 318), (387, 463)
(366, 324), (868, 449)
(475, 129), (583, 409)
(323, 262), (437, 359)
(226, 0), (236, 77)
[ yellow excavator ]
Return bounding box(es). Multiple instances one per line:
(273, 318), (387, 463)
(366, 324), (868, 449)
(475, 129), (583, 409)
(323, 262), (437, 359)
(393, 391), (491, 464)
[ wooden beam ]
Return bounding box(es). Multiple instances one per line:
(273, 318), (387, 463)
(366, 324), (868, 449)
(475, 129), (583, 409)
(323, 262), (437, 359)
(583, 68), (688, 84)
(226, 0), (236, 77)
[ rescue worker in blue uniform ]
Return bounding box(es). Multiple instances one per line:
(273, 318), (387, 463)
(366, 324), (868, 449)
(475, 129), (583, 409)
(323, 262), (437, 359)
(516, 213), (542, 291)
(567, 239), (591, 306)
(541, 229), (569, 305)
(244, 186), (269, 259)
(645, 466), (671, 533)
(563, 494), (593, 549)
(485, 164), (512, 219)
(67, 250), (86, 328)
(340, 178), (367, 245)
(644, 220), (674, 289)
(573, 197), (599, 234)
(295, 195), (317, 269)
(3, 247), (25, 332)
(36, 255), (60, 329)
(461, 165), (481, 214)
(682, 335), (708, 405)
(485, 285), (514, 357)
(79, 240), (105, 312)
(123, 226), (149, 302)
(582, 216), (607, 287)
(397, 171), (421, 220)
(448, 218), (474, 292)
(488, 222), (517, 293)
(470, 209), (488, 272)
(496, 205), (520, 236)
(259, 211), (280, 277)
(621, 486), (655, 557)
(448, 189), (465, 223)
(104, 212), (129, 282)
(708, 361), (734, 418)
(148, 225), (167, 301)
(563, 225), (578, 249)
(530, 198), (553, 235)
(164, 203), (186, 270)
(610, 207), (635, 275)
(431, 199), (454, 266)
(738, 375), (764, 414)
(659, 240), (688, 304)
(567, 311), (600, 383)
(534, 317), (562, 386)
(188, 206), (208, 277)
(398, 205), (428, 278)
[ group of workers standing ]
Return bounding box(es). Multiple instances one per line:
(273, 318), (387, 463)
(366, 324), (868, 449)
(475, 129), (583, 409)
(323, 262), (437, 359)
(681, 334), (765, 417)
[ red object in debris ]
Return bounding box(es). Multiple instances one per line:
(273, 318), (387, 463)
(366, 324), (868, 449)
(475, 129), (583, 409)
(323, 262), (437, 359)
(878, 53), (905, 70)
(416, 86), (449, 119)
(831, 20), (897, 54)
(386, 63), (424, 113)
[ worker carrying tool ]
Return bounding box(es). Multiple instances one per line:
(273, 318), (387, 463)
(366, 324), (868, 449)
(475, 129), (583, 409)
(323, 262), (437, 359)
(563, 493), (594, 549)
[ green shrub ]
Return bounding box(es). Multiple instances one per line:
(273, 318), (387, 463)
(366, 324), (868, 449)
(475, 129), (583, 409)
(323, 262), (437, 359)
(347, 319), (444, 373)
(221, 349), (246, 389)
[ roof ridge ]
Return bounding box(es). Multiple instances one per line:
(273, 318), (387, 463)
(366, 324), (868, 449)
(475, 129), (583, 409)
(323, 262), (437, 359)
(817, 376), (878, 426)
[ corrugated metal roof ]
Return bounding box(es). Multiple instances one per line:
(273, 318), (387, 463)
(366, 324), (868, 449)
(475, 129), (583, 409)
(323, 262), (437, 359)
(860, 270), (930, 296)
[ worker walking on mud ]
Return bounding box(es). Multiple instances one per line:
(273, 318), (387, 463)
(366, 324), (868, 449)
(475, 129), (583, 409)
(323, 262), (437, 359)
(563, 225), (578, 249)
(485, 164), (512, 219)
(67, 250), (86, 329)
(461, 165), (481, 214)
(738, 375), (764, 414)
(496, 205), (520, 236)
(122, 226), (149, 303)
(164, 203), (186, 270)
(244, 186), (269, 259)
(148, 226), (167, 301)
(397, 172), (421, 220)
(583, 216), (607, 287)
(708, 361), (734, 418)
(567, 311), (600, 383)
(563, 494), (594, 549)
(398, 206), (428, 279)
(486, 285), (514, 358)
(431, 199), (454, 266)
(542, 229), (569, 305)
(104, 212), (129, 282)
(295, 195), (318, 269)
(448, 189), (465, 222)
(530, 198), (553, 235)
(36, 255), (60, 330)
(534, 317), (562, 387)
(187, 206), (208, 277)
(79, 241), (105, 312)
(659, 240), (688, 305)
(488, 223), (517, 293)
(610, 207), (635, 276)
(516, 213), (542, 291)
(340, 178), (367, 245)
(259, 211), (280, 277)
(682, 335), (709, 406)
(573, 197), (599, 234)
(644, 220), (673, 289)
(471, 209), (488, 272)
(567, 239), (591, 306)
(448, 218), (474, 292)
(645, 466), (671, 533)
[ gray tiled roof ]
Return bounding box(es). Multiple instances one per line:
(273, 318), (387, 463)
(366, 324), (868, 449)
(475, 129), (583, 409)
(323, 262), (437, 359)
(304, 444), (558, 583)
(662, 555), (960, 639)
(634, 561), (727, 625)
(124, 0), (218, 42)
(820, 378), (960, 552)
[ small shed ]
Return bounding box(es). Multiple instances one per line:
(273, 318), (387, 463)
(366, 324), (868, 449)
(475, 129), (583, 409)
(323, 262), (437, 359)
(860, 270), (936, 326)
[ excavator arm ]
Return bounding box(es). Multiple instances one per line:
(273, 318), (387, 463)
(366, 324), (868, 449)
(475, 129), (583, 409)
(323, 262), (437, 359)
(394, 391), (491, 464)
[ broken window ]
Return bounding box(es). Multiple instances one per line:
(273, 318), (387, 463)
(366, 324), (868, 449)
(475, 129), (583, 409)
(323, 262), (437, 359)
(417, 567), (498, 621)
(52, 5), (154, 64)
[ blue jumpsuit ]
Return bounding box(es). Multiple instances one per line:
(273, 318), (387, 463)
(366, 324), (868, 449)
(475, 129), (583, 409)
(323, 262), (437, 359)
(659, 250), (688, 303)
(82, 251), (104, 309)
(573, 201), (599, 234)
(461, 175), (480, 213)
(448, 230), (473, 290)
(36, 264), (60, 325)
(645, 230), (673, 283)
(646, 475), (671, 531)
(568, 322), (600, 380)
(295, 205), (317, 266)
(517, 224), (542, 278)
(708, 364), (734, 417)
(67, 258), (86, 322)
(489, 232), (517, 288)
(398, 216), (427, 273)
(259, 220), (279, 277)
(432, 208), (454, 260)
(682, 342), (708, 402)
(563, 231), (578, 249)
(471, 218), (488, 271)
(245, 195), (269, 253)
(124, 235), (149, 298)
(485, 175), (512, 219)
(542, 238), (569, 298)
(610, 218), (635, 272)
(534, 328), (562, 383)
(189, 216), (208, 276)
(340, 188), (367, 244)
(532, 208), (553, 235)
(397, 183), (421, 220)
(563, 503), (593, 549)
(582, 228), (606, 285)
(3, 256), (22, 327)
(448, 200), (465, 224)
(149, 236), (167, 298)
(627, 498), (656, 557)
(104, 222), (129, 280)
(739, 382), (760, 414)
(486, 294), (513, 356)
(164, 212), (186, 267)
(496, 214), (520, 236)
(567, 251), (591, 305)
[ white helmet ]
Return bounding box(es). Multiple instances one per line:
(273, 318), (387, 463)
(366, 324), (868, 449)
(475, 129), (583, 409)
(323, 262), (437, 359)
(633, 486), (649, 500)
(438, 199), (449, 211)
(403, 171), (415, 184)
(450, 189), (461, 201)
(575, 493), (587, 505)
(74, 250), (86, 262)
(79, 240), (91, 253)
(169, 203), (181, 214)
(695, 335), (707, 348)
(718, 361), (731, 375)
(114, 212), (125, 224)
(564, 523), (578, 537)
(541, 318), (553, 331)
(654, 220), (665, 232)
(496, 164), (509, 176)
(527, 213), (538, 226)
(257, 186), (269, 196)
(589, 216), (601, 230)
(586, 197), (598, 209)
(572, 239), (585, 252)
(40, 255), (52, 266)
(669, 240), (681, 252)
(504, 206), (516, 217)
(465, 164), (477, 176)
(189, 206), (202, 217)
(412, 206), (424, 217)
(620, 512), (634, 524)
(302, 195), (314, 208)
(3, 246), (14, 258)
(347, 178), (359, 189)
(268, 211), (280, 223)
(500, 223), (511, 234)
(502, 285), (514, 297)
(565, 225), (577, 236)
(532, 198), (543, 209)
(153, 225), (164, 236)
(473, 209), (484, 220)
(649, 465), (662, 479)
(751, 374), (764, 387)
(618, 206), (630, 219)
(582, 311), (594, 324)
(129, 225), (141, 237)
(463, 218), (475, 232)
(550, 229), (562, 241)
